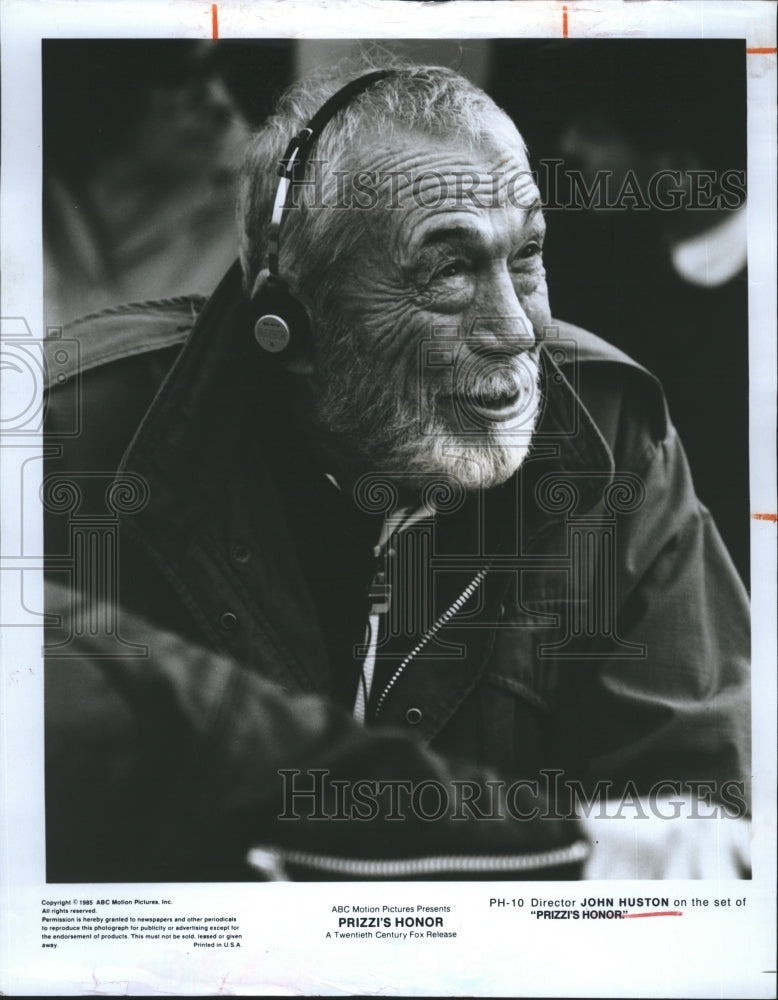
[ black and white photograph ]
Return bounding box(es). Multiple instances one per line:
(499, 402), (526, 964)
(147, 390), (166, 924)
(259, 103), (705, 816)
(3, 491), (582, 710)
(1, 2), (775, 996)
(40, 33), (752, 882)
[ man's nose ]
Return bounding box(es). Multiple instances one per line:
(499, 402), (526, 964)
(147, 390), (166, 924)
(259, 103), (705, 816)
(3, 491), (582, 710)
(468, 268), (537, 354)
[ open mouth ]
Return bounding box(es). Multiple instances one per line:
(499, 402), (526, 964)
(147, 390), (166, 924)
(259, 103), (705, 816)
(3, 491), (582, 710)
(434, 356), (540, 425)
(464, 372), (528, 420)
(437, 382), (526, 423)
(469, 386), (521, 411)
(467, 390), (524, 421)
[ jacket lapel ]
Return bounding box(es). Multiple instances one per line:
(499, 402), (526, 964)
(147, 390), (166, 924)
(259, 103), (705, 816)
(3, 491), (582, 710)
(117, 263), (331, 695)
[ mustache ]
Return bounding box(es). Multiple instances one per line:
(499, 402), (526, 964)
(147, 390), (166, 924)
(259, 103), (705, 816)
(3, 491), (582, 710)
(429, 347), (541, 403)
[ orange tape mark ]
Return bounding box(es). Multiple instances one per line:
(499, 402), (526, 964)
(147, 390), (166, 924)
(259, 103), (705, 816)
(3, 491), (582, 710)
(753, 513), (778, 522)
(747, 47), (776, 54)
(562, 5), (569, 38)
(212, 3), (218, 39)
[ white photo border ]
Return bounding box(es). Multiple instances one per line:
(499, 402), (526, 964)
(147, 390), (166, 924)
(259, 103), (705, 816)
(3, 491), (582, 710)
(1, 2), (775, 996)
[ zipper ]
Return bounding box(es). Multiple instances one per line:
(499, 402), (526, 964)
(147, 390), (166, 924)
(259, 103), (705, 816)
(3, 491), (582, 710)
(372, 565), (490, 720)
(246, 840), (590, 880)
(353, 612), (380, 724)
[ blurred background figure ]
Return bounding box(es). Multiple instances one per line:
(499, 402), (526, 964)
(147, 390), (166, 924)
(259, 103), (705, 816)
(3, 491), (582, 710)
(43, 38), (749, 584)
(43, 40), (292, 323)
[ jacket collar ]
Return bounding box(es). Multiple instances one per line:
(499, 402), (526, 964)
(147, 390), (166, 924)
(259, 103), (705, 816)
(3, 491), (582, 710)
(118, 263), (614, 691)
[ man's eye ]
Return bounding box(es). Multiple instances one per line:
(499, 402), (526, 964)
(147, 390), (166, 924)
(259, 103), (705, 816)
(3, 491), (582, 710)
(518, 241), (542, 260)
(433, 261), (467, 280)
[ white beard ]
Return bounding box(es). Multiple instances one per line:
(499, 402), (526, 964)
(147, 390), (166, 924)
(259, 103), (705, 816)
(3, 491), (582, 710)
(312, 317), (542, 492)
(406, 425), (538, 491)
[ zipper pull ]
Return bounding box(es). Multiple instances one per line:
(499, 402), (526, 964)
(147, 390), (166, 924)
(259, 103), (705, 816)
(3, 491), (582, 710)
(368, 566), (391, 615)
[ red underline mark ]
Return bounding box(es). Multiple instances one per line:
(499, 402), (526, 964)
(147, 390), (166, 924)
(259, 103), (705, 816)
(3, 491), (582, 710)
(747, 47), (776, 54)
(562, 5), (569, 38)
(212, 4), (219, 39)
(753, 513), (778, 522)
(624, 911), (684, 919)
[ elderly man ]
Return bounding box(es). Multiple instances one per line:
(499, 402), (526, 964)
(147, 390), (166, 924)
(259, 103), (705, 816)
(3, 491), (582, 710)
(43, 63), (749, 881)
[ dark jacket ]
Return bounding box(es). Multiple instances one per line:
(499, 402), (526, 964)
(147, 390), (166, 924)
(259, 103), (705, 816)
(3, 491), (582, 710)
(43, 263), (750, 881)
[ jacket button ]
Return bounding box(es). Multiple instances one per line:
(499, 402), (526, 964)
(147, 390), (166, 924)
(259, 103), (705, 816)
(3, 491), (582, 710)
(232, 543), (251, 564)
(220, 611), (238, 631)
(405, 707), (423, 725)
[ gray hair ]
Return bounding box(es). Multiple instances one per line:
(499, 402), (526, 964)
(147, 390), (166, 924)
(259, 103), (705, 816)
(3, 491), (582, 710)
(236, 57), (524, 313)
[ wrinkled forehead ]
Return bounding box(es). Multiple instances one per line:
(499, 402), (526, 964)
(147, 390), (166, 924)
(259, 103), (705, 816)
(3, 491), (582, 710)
(329, 120), (538, 219)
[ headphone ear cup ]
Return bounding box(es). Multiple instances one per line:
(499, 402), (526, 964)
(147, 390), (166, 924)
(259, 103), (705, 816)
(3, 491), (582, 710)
(252, 275), (311, 357)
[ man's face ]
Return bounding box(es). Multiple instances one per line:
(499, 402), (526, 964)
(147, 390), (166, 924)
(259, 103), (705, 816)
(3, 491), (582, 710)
(310, 128), (551, 492)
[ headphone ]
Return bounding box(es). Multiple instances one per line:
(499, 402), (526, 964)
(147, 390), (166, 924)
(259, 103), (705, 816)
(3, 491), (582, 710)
(251, 69), (395, 357)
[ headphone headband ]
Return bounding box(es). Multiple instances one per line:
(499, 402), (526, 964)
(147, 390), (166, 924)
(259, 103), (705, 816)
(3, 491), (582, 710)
(253, 68), (396, 358)
(266, 69), (396, 278)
